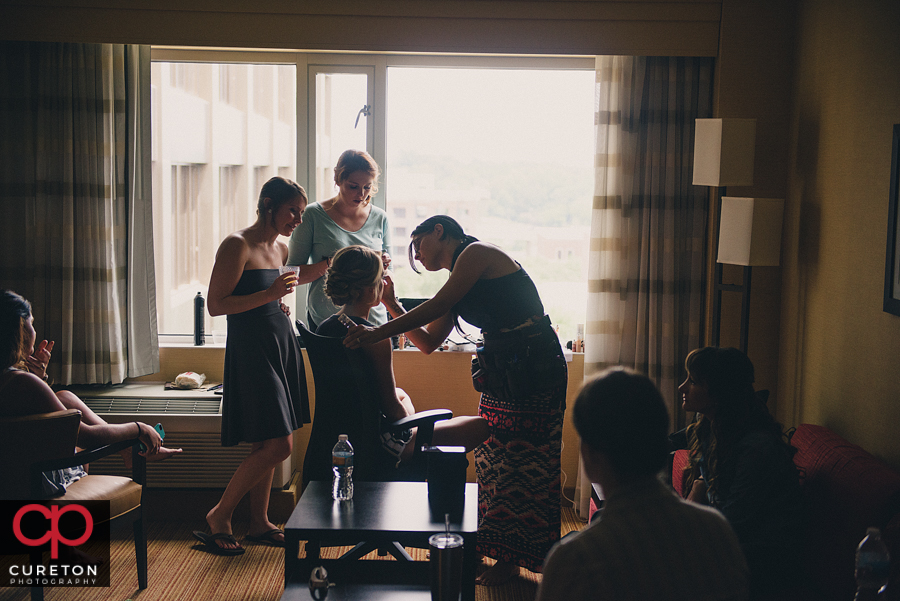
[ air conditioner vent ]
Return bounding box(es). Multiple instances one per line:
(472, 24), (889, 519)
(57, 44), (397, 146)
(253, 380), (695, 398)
(83, 398), (222, 415)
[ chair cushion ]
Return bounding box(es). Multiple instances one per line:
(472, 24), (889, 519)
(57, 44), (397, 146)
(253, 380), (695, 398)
(671, 449), (690, 497)
(57, 475), (142, 520)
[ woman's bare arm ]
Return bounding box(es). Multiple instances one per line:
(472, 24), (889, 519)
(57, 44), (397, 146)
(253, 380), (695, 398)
(208, 234), (295, 316)
(346, 243), (500, 348)
(380, 273), (454, 354)
(363, 338), (413, 421)
(1, 372), (161, 453)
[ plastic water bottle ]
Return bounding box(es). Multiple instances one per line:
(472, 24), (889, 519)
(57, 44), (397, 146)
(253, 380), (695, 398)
(332, 434), (354, 501)
(855, 527), (890, 600)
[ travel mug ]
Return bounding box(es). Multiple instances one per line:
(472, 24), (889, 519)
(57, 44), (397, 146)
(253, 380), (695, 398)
(429, 532), (463, 601)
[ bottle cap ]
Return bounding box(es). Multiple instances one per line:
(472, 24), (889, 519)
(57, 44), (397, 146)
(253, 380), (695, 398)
(338, 434), (348, 441)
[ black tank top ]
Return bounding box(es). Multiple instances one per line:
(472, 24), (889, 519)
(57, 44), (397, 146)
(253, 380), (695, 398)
(453, 268), (544, 333)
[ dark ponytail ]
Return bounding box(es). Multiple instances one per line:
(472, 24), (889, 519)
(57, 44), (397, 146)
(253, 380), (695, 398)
(407, 215), (478, 273)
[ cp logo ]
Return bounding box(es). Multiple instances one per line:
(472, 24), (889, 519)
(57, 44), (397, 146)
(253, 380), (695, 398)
(13, 504), (94, 559)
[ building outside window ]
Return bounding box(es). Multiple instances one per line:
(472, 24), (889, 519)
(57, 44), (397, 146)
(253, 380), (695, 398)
(151, 51), (592, 344)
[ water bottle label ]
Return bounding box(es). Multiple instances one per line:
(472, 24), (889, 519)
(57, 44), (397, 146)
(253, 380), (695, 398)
(333, 452), (353, 467)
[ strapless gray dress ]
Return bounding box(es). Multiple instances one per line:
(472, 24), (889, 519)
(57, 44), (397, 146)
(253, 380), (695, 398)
(222, 269), (310, 446)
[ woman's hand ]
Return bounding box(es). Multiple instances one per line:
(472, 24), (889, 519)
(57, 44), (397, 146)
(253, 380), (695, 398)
(343, 323), (383, 349)
(268, 272), (299, 301)
(382, 251), (392, 271)
(136, 422), (162, 456)
(24, 339), (54, 380)
(380, 273), (402, 312)
(687, 476), (708, 504)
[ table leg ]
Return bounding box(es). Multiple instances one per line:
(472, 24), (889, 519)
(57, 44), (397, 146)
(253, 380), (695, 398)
(462, 533), (476, 601)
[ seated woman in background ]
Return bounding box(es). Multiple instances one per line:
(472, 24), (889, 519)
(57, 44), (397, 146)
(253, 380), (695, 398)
(318, 245), (488, 462)
(678, 346), (802, 598)
(0, 290), (180, 495)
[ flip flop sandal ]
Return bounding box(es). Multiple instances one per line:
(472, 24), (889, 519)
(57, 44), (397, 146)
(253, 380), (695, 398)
(244, 528), (285, 547)
(192, 531), (245, 556)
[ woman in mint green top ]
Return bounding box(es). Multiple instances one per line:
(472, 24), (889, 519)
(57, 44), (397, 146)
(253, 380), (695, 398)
(287, 150), (392, 328)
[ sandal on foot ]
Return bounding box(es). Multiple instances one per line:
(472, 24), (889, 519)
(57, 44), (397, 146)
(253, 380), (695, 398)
(245, 528), (285, 547)
(192, 531), (245, 556)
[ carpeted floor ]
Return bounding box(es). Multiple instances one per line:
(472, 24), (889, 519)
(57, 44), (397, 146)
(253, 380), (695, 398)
(0, 507), (586, 601)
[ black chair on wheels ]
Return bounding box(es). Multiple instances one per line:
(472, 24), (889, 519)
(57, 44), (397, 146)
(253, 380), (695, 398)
(296, 320), (457, 564)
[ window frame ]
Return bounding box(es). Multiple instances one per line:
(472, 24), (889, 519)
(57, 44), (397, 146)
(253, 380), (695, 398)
(150, 47), (593, 344)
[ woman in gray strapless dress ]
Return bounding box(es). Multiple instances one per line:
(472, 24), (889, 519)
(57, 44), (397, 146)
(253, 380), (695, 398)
(196, 177), (313, 555)
(222, 269), (310, 446)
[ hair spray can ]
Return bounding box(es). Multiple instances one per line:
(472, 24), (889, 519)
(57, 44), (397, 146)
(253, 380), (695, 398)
(194, 292), (205, 346)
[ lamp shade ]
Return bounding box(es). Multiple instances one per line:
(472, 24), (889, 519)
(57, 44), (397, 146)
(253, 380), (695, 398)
(717, 197), (784, 266)
(693, 118), (757, 187)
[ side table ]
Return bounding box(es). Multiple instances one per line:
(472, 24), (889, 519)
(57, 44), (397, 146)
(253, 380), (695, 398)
(284, 481), (478, 601)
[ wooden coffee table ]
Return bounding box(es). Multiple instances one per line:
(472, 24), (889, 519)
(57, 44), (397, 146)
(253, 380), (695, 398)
(284, 480), (477, 601)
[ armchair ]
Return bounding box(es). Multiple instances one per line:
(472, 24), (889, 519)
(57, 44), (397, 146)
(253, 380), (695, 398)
(0, 409), (147, 601)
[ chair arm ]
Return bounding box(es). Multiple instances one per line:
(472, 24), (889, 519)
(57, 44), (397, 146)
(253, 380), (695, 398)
(33, 439), (147, 485)
(391, 409), (453, 452)
(390, 409), (453, 432)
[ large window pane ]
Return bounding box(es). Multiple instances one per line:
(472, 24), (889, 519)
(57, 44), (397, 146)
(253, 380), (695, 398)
(151, 61), (297, 337)
(385, 67), (594, 341)
(314, 72), (368, 203)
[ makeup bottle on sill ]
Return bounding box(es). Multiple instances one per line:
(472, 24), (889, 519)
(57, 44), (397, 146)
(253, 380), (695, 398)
(194, 292), (205, 346)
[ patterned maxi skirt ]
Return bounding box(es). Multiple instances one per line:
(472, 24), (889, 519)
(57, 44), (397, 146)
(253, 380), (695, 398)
(475, 382), (566, 572)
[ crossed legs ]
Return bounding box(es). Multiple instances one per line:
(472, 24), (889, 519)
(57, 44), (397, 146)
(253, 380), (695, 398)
(205, 434), (292, 551)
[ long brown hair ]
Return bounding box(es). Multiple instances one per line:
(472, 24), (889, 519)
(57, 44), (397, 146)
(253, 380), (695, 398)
(681, 347), (791, 502)
(0, 290), (32, 370)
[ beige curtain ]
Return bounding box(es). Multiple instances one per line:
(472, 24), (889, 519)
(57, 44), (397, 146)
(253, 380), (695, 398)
(0, 42), (158, 384)
(574, 55), (713, 517)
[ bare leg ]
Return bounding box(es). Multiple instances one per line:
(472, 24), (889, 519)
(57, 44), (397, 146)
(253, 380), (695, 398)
(400, 416), (489, 462)
(432, 416), (489, 451)
(247, 466), (283, 543)
(55, 390), (182, 469)
(206, 435), (292, 551)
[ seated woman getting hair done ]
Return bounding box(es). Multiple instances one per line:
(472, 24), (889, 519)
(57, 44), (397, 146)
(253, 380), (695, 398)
(0, 289), (181, 496)
(318, 245), (488, 463)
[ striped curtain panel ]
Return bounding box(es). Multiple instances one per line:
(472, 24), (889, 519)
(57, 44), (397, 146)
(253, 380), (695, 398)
(574, 55), (713, 517)
(0, 42), (158, 385)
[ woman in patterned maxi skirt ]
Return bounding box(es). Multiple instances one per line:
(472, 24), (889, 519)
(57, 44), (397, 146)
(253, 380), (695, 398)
(344, 215), (567, 585)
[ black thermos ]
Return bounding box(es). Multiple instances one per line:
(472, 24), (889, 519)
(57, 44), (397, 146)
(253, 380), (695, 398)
(194, 292), (205, 346)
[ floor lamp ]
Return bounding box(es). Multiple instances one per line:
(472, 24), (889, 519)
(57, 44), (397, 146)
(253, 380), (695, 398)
(715, 197), (785, 354)
(692, 118), (758, 351)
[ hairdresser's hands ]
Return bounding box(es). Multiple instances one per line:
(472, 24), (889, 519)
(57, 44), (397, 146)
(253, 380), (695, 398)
(382, 251), (392, 271)
(380, 273), (403, 313)
(268, 272), (298, 301)
(343, 323), (382, 349)
(25, 340), (55, 381)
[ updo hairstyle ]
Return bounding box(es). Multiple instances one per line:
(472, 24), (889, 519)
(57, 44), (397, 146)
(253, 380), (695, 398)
(323, 246), (383, 307)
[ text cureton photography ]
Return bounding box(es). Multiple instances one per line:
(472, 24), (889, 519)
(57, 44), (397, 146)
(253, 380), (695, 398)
(0, 500), (111, 589)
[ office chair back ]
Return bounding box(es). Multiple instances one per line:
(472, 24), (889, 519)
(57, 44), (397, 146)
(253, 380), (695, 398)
(297, 320), (400, 484)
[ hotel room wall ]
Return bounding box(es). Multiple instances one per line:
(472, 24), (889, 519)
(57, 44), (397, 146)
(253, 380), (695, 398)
(9, 0), (900, 469)
(778, 0), (900, 468)
(709, 0), (797, 421)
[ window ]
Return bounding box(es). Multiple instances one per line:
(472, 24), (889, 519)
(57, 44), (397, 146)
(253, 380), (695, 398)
(151, 50), (592, 342)
(151, 58), (297, 338)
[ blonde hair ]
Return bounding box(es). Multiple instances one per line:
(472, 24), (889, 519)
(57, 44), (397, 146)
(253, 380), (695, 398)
(323, 246), (383, 307)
